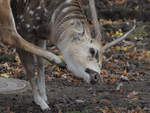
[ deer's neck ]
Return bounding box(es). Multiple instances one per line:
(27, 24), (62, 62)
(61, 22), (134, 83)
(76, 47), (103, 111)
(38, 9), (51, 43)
(50, 0), (87, 46)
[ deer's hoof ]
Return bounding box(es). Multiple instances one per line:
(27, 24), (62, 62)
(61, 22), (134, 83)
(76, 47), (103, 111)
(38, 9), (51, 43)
(42, 107), (51, 113)
(45, 100), (49, 105)
(58, 61), (66, 68)
(54, 56), (63, 64)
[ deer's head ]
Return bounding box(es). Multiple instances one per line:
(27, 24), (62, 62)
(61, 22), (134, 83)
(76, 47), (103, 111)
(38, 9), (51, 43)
(57, 20), (102, 84)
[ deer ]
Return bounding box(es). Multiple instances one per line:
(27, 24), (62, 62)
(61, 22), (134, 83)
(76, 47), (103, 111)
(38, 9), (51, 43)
(0, 0), (136, 111)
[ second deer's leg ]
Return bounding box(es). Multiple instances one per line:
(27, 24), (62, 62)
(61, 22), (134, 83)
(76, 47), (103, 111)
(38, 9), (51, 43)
(17, 49), (50, 110)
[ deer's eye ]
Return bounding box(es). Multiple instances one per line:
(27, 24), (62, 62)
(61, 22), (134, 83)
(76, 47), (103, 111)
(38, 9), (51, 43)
(89, 48), (95, 57)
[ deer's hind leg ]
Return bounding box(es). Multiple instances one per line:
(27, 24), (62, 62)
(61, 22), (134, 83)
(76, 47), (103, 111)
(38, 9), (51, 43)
(17, 47), (50, 110)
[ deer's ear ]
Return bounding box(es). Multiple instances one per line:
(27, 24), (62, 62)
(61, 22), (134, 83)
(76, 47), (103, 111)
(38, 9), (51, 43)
(73, 21), (85, 36)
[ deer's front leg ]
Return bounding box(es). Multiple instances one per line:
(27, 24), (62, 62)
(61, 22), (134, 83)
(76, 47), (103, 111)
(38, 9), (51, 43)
(36, 40), (48, 103)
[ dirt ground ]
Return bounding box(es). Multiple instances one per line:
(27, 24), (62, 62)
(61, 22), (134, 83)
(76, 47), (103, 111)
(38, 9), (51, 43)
(0, 78), (150, 113)
(0, 21), (150, 113)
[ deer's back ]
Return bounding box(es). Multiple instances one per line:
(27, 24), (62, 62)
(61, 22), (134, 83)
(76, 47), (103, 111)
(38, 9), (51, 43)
(11, 0), (65, 41)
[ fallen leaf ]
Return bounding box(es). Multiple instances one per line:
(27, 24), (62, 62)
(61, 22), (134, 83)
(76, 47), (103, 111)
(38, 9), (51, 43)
(101, 99), (111, 105)
(146, 51), (150, 57)
(112, 108), (121, 113)
(0, 73), (10, 78)
(75, 99), (84, 103)
(58, 110), (62, 113)
(120, 75), (129, 81)
(127, 91), (139, 102)
(116, 83), (123, 91)
(70, 77), (80, 82)
(8, 107), (14, 113)
(100, 106), (111, 113)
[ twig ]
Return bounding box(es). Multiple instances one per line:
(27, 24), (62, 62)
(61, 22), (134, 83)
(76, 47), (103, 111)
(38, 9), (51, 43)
(102, 24), (136, 52)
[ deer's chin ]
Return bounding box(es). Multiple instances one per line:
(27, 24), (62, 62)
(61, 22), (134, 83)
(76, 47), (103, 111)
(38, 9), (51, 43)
(75, 71), (91, 83)
(82, 74), (91, 83)
(66, 64), (90, 83)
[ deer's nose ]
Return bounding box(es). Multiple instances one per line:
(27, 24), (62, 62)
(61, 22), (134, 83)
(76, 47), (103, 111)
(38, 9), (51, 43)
(85, 68), (100, 84)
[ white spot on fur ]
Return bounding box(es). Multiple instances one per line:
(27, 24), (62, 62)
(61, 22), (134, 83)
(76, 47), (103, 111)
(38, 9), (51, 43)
(37, 6), (41, 10)
(29, 10), (34, 16)
(21, 19), (24, 22)
(24, 0), (26, 3)
(36, 17), (40, 20)
(20, 15), (24, 19)
(26, 24), (30, 28)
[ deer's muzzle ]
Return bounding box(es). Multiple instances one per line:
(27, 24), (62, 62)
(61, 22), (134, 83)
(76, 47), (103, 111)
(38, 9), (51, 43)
(85, 68), (100, 84)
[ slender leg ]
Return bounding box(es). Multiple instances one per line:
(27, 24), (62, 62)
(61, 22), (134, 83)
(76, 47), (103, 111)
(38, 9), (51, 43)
(36, 40), (48, 103)
(17, 49), (50, 110)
